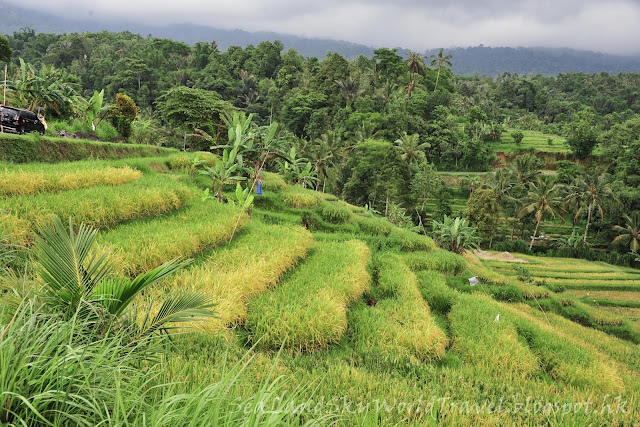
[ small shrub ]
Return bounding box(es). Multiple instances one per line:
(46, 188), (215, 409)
(511, 130), (524, 145)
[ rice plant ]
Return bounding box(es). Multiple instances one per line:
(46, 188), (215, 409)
(99, 201), (248, 277)
(0, 166), (142, 197)
(246, 240), (371, 352)
(160, 223), (314, 331)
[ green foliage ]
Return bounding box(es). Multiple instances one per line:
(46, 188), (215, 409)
(109, 93), (139, 137)
(0, 35), (11, 63)
(157, 86), (235, 134)
(510, 130), (524, 145)
(565, 109), (599, 159)
(465, 188), (500, 245)
(432, 215), (480, 254)
(319, 201), (352, 224)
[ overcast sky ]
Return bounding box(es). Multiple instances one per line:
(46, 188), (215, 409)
(29, 0), (640, 54)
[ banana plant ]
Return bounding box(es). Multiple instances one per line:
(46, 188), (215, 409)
(85, 89), (104, 132)
(226, 183), (255, 212)
(200, 146), (246, 202)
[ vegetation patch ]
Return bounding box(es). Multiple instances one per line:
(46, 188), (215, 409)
(280, 189), (320, 209)
(99, 201), (247, 277)
(0, 176), (191, 244)
(0, 166), (142, 197)
(163, 223), (313, 331)
(403, 250), (466, 274)
(349, 254), (448, 366)
(0, 133), (175, 163)
(318, 201), (353, 224)
(245, 240), (371, 352)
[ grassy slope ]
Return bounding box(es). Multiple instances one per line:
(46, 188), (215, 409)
(3, 147), (640, 425)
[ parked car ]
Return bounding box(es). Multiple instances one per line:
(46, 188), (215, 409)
(0, 106), (46, 135)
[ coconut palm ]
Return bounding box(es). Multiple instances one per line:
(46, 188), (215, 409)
(34, 217), (212, 339)
(334, 77), (364, 108)
(612, 212), (640, 253)
(566, 171), (618, 244)
(394, 132), (429, 163)
(507, 154), (542, 187)
(429, 48), (452, 92)
(519, 178), (566, 249)
(406, 51), (426, 76)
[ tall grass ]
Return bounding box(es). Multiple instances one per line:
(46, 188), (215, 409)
(0, 166), (142, 197)
(246, 240), (371, 352)
(159, 223), (314, 331)
(0, 301), (329, 426)
(99, 201), (248, 277)
(348, 254), (448, 367)
(0, 175), (192, 244)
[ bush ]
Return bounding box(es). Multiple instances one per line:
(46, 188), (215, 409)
(511, 130), (524, 145)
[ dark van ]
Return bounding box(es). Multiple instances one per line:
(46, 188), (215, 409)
(0, 106), (46, 135)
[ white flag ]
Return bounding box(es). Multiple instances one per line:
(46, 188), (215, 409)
(468, 276), (479, 286)
(494, 313), (500, 323)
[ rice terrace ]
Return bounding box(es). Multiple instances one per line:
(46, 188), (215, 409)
(1, 6), (640, 426)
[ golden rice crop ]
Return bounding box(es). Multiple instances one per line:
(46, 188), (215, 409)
(167, 152), (217, 170)
(569, 290), (640, 302)
(163, 223), (313, 331)
(349, 254), (448, 366)
(0, 176), (191, 245)
(245, 240), (371, 353)
(0, 211), (32, 245)
(280, 190), (319, 209)
(0, 166), (142, 197)
(99, 200), (248, 277)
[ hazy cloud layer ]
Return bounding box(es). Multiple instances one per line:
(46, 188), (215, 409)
(30, 0), (640, 54)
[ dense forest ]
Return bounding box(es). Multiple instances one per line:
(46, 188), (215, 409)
(2, 29), (640, 262)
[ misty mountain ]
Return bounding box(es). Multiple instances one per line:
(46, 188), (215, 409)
(2, 2), (640, 76)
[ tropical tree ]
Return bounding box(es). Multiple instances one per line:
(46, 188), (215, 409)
(334, 77), (363, 108)
(406, 51), (426, 76)
(519, 178), (566, 249)
(612, 212), (640, 253)
(429, 48), (452, 92)
(432, 215), (480, 254)
(507, 154), (543, 187)
(34, 217), (212, 339)
(84, 89), (104, 132)
(393, 132), (429, 163)
(566, 170), (618, 244)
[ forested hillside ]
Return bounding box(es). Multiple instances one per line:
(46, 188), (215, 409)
(2, 29), (640, 262)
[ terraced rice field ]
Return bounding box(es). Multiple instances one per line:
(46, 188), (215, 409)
(4, 145), (640, 425)
(482, 252), (640, 325)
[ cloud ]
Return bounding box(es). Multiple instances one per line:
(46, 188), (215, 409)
(28, 0), (640, 54)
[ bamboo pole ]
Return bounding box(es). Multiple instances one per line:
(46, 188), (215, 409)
(1, 64), (5, 133)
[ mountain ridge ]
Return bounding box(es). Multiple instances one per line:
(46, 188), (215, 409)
(2, 2), (640, 76)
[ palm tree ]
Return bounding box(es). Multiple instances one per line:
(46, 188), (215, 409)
(519, 178), (566, 249)
(394, 132), (429, 163)
(429, 48), (452, 92)
(34, 217), (212, 339)
(507, 154), (541, 187)
(334, 77), (364, 108)
(406, 51), (426, 76)
(567, 171), (618, 244)
(612, 212), (640, 253)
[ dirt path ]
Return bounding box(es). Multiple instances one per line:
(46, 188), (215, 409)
(474, 250), (528, 263)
